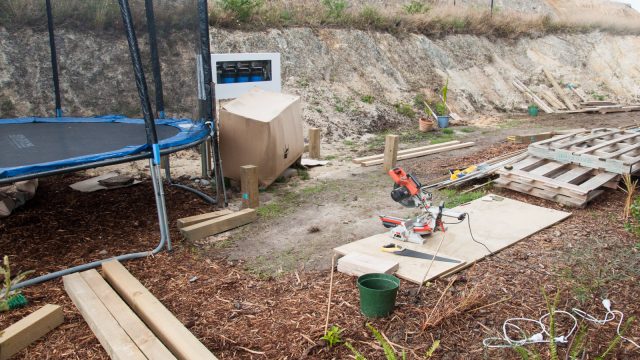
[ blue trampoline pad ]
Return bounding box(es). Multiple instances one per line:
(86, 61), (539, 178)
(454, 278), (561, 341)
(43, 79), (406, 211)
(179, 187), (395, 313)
(0, 115), (208, 181)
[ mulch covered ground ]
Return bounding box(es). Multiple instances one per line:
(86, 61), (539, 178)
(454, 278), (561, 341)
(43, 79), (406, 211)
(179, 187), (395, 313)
(1, 143), (640, 359)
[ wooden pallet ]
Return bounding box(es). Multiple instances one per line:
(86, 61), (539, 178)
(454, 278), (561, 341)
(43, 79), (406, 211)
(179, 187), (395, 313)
(528, 128), (640, 174)
(495, 156), (619, 207)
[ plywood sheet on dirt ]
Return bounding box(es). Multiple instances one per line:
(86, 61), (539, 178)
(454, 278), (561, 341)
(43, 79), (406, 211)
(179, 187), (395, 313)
(334, 195), (571, 284)
(334, 236), (466, 284)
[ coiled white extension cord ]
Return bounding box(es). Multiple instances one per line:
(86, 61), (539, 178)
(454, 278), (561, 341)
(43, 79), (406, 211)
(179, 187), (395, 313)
(483, 299), (639, 350)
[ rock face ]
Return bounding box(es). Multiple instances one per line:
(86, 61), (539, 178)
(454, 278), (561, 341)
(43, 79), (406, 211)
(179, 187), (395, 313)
(1, 25), (640, 139)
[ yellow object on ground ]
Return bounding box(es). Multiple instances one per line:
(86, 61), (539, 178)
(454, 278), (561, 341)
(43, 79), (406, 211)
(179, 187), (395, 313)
(450, 165), (478, 180)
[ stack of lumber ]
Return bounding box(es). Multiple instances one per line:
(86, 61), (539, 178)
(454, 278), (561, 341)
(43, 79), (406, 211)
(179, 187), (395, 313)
(178, 208), (256, 241)
(64, 260), (218, 359)
(513, 69), (640, 115)
(495, 128), (640, 207)
(352, 141), (474, 167)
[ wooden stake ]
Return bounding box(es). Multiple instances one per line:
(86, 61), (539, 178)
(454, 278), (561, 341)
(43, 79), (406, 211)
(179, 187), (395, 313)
(240, 165), (259, 209)
(324, 254), (336, 335)
(309, 128), (321, 159)
(383, 135), (399, 172)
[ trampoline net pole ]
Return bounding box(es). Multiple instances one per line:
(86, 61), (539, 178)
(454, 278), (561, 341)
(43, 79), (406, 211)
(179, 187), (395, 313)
(197, 0), (227, 207)
(45, 0), (62, 117)
(117, 0), (171, 246)
(144, 0), (165, 119)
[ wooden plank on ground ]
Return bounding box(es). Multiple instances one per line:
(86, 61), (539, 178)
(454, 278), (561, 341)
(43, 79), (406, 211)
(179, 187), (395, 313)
(513, 79), (553, 113)
(180, 208), (256, 241)
(352, 141), (460, 164)
(337, 252), (399, 277)
(102, 261), (218, 360)
(177, 209), (233, 229)
(80, 270), (176, 360)
(542, 68), (576, 110)
(334, 195), (571, 284)
(63, 273), (146, 360)
(0, 304), (63, 360)
(361, 142), (474, 167)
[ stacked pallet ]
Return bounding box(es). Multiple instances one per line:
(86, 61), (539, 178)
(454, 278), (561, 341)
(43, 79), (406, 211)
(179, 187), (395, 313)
(496, 128), (640, 207)
(495, 156), (619, 207)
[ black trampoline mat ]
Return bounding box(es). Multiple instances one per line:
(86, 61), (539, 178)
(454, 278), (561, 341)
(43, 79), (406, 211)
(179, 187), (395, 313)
(0, 122), (179, 168)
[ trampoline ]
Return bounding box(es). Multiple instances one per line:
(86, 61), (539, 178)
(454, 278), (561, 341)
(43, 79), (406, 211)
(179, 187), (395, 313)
(3, 0), (226, 289)
(0, 116), (209, 184)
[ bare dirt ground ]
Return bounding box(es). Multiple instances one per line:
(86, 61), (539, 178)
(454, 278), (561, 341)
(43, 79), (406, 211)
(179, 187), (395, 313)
(1, 112), (640, 359)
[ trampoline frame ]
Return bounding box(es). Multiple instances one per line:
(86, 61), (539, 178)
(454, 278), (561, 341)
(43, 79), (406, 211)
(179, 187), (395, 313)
(8, 0), (225, 289)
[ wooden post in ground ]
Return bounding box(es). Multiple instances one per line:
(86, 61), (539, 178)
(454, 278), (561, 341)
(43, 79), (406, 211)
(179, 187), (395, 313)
(309, 128), (321, 159)
(383, 135), (399, 172)
(240, 165), (259, 209)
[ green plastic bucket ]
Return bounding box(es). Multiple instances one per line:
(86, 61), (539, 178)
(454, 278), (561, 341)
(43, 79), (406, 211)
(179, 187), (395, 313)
(528, 105), (539, 117)
(357, 273), (400, 318)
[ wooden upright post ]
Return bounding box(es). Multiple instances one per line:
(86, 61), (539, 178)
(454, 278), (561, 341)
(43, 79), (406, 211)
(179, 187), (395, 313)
(383, 134), (399, 172)
(309, 128), (321, 159)
(240, 165), (259, 209)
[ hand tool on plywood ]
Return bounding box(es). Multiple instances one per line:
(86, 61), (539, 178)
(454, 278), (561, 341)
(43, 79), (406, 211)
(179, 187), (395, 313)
(381, 244), (461, 263)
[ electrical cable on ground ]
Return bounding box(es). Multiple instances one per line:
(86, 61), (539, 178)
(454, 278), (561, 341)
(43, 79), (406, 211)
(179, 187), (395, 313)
(483, 300), (640, 351)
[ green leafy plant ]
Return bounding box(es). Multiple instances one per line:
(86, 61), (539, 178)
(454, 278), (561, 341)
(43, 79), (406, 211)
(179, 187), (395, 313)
(367, 323), (406, 360)
(542, 288), (561, 360)
(596, 316), (636, 360)
(625, 195), (640, 236)
(404, 0), (430, 14)
(361, 94), (374, 104)
(345, 342), (366, 360)
(321, 325), (343, 347)
(218, 0), (263, 22)
(359, 6), (383, 26)
(0, 255), (33, 312)
(434, 78), (449, 116)
(322, 0), (348, 20)
(394, 102), (416, 118)
(424, 339), (440, 357)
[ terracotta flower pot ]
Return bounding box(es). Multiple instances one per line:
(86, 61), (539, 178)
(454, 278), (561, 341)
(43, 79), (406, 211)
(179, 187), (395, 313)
(419, 117), (434, 132)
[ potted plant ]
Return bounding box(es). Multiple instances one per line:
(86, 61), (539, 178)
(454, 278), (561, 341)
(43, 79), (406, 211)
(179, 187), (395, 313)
(435, 78), (450, 128)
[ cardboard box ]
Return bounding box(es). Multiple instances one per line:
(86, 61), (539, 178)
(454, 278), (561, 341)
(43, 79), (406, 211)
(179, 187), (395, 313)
(219, 88), (303, 187)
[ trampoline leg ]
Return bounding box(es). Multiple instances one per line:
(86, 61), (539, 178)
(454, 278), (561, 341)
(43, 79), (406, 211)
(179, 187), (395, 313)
(150, 159), (172, 251)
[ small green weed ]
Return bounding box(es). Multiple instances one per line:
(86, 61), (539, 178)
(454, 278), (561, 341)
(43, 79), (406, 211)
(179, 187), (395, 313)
(324, 154), (337, 160)
(404, 0), (430, 14)
(359, 6), (383, 27)
(218, 0), (263, 22)
(322, 0), (347, 20)
(394, 102), (416, 118)
(442, 128), (454, 135)
(256, 202), (284, 218)
(321, 325), (343, 347)
(297, 169), (310, 180)
(361, 94), (374, 104)
(461, 127), (475, 133)
(424, 339), (440, 357)
(439, 189), (485, 208)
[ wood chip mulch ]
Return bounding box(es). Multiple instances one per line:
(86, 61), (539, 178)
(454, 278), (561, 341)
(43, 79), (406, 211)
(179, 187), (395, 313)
(1, 144), (639, 359)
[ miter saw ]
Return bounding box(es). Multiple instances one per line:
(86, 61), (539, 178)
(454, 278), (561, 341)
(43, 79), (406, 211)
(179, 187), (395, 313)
(379, 167), (466, 244)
